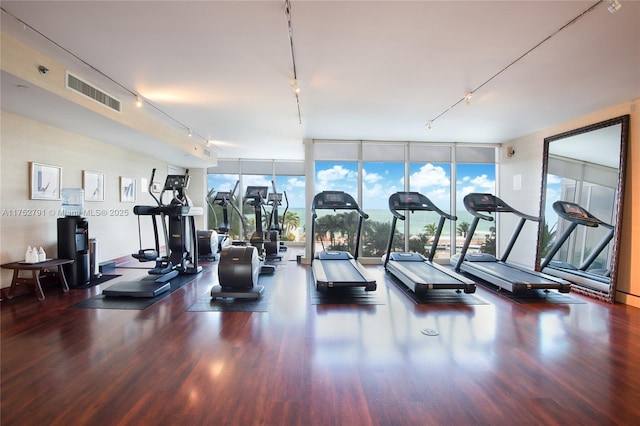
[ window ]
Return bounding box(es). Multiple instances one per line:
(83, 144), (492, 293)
(313, 161), (359, 254)
(208, 159), (305, 242)
(361, 161), (404, 257)
(275, 175), (305, 242)
(310, 141), (497, 260)
(455, 162), (496, 255)
(241, 174), (273, 240)
(408, 162), (452, 258)
(206, 174), (242, 240)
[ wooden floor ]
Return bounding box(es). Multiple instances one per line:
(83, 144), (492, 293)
(2, 255), (640, 425)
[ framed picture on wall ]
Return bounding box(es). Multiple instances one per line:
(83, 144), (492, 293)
(30, 162), (61, 200)
(83, 171), (105, 201)
(120, 176), (136, 202)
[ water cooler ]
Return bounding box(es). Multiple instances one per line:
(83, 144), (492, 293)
(57, 189), (90, 287)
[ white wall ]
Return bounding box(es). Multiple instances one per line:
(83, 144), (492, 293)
(496, 135), (545, 268)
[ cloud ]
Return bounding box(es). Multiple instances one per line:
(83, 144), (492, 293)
(242, 175), (272, 188)
(362, 168), (383, 184)
(456, 174), (494, 193)
(409, 163), (450, 189)
(316, 165), (357, 191)
(423, 187), (450, 209)
(286, 177), (306, 188)
(470, 174), (494, 190)
(363, 182), (402, 207)
(207, 174), (239, 193)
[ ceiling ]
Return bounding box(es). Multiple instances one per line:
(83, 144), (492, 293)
(1, 1), (639, 167)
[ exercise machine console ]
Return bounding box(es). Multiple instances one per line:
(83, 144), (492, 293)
(384, 192), (476, 295)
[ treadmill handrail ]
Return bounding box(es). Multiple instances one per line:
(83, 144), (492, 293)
(387, 191), (456, 221)
(464, 193), (539, 223)
(311, 191), (369, 220)
(552, 201), (614, 229)
(455, 193), (539, 271)
(541, 200), (615, 271)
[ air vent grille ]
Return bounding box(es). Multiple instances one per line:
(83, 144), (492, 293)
(204, 149), (211, 158)
(66, 72), (121, 113)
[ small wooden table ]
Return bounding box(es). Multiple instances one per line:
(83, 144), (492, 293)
(1, 259), (73, 301)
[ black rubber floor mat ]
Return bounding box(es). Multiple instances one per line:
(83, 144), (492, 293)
(70, 272), (202, 310)
(187, 271), (277, 312)
(71, 274), (120, 289)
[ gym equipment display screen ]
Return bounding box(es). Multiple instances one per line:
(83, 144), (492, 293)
(245, 186), (268, 199)
(324, 192), (344, 203)
(165, 175), (187, 189)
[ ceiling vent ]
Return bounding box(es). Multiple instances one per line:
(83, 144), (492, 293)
(66, 72), (121, 113)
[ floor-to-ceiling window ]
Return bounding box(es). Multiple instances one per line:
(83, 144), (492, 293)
(408, 144), (453, 259)
(206, 173), (242, 240)
(311, 141), (497, 261)
(274, 161), (306, 242)
(455, 146), (497, 255)
(361, 143), (405, 257)
(207, 160), (305, 243)
(313, 160), (359, 254)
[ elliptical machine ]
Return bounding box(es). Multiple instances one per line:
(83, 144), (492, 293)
(103, 169), (202, 298)
(211, 185), (274, 300)
(197, 186), (234, 261)
(264, 180), (288, 260)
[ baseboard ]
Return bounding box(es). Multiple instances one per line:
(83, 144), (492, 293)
(99, 261), (116, 272)
(615, 291), (640, 308)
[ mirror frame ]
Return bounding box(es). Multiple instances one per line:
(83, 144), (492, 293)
(536, 114), (629, 303)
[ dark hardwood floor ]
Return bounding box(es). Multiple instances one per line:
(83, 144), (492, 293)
(2, 255), (640, 425)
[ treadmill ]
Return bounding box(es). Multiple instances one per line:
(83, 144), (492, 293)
(540, 200), (614, 293)
(383, 192), (476, 295)
(311, 191), (376, 292)
(451, 193), (571, 294)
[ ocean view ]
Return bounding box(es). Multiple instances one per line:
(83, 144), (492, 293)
(287, 208), (494, 240)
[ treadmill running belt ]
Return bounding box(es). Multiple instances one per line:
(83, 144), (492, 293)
(468, 261), (557, 285)
(321, 259), (367, 283)
(397, 262), (463, 284)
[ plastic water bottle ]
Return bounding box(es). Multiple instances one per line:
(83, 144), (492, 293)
(38, 247), (46, 262)
(25, 246), (33, 263)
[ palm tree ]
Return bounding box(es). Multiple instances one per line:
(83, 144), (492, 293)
(408, 233), (430, 256)
(480, 226), (496, 256)
(339, 211), (359, 252)
(540, 221), (557, 258)
(282, 211), (300, 239)
(457, 221), (470, 237)
(363, 220), (397, 256)
(423, 223), (437, 236)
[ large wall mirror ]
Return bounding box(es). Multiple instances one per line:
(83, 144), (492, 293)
(537, 115), (629, 303)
